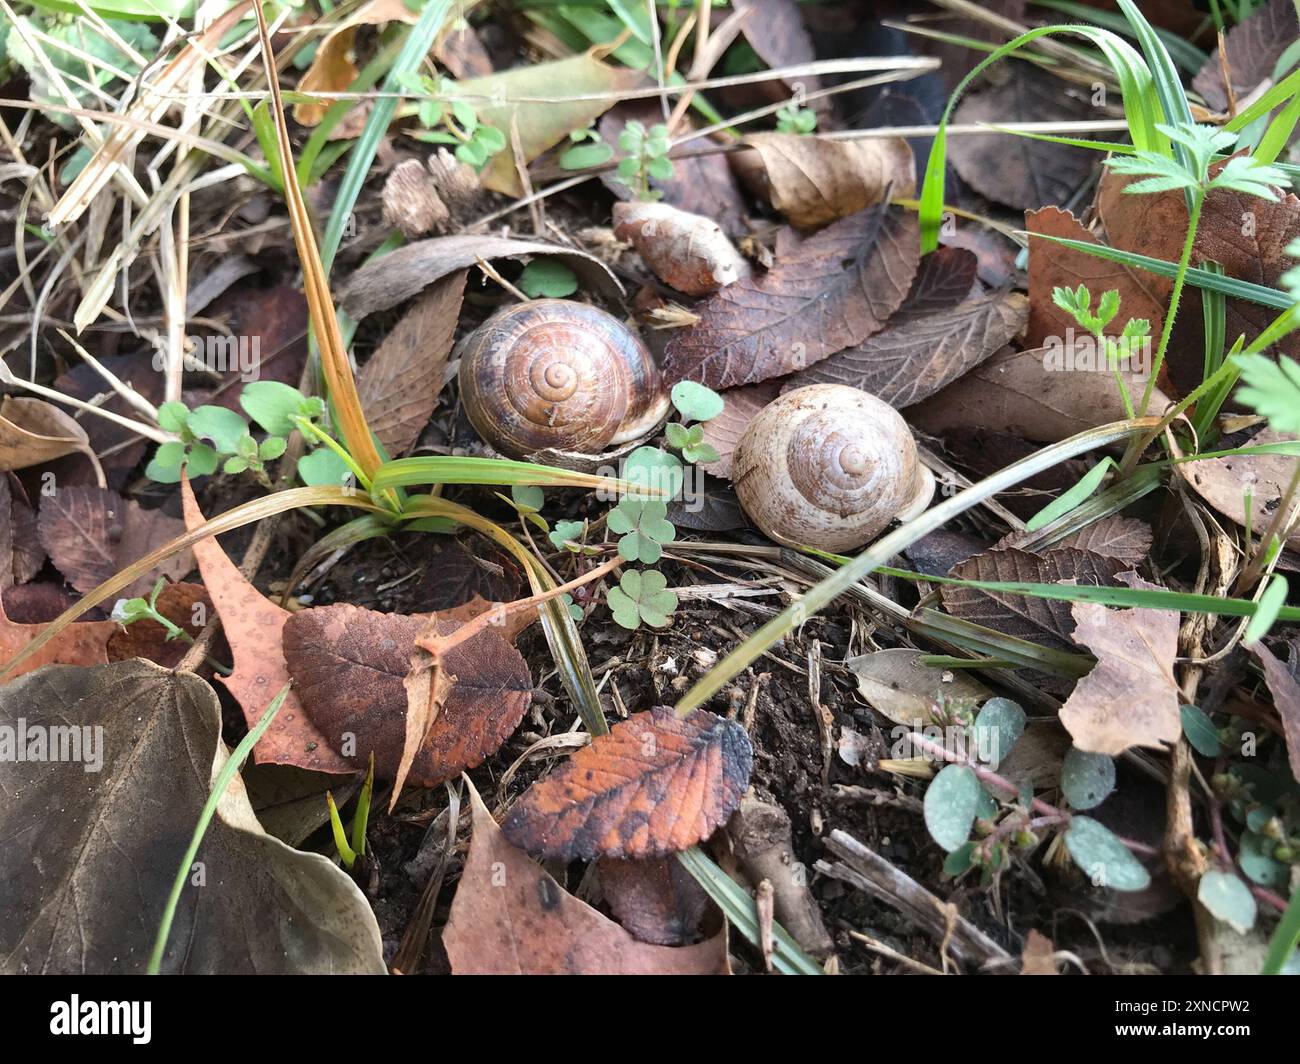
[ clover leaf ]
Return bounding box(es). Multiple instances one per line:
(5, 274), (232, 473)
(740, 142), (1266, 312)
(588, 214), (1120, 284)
(670, 380), (723, 423)
(607, 499), (675, 563)
(549, 519), (587, 551)
(607, 568), (678, 630)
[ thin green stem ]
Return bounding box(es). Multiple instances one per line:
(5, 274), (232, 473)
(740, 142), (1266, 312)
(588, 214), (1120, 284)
(1141, 187), (1204, 418)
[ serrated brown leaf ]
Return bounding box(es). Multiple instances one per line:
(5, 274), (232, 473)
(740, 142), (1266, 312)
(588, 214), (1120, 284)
(106, 581), (211, 668)
(1252, 641), (1300, 783)
(356, 270), (465, 457)
(699, 381), (780, 478)
(949, 66), (1103, 211)
(940, 547), (1125, 655)
(1059, 573), (1180, 755)
(1026, 206), (1167, 349)
(38, 485), (193, 598)
(661, 204), (920, 389)
(502, 706), (752, 860)
(733, 132), (913, 229)
(786, 278), (1027, 406)
(181, 479), (350, 774)
(281, 602), (531, 786)
(999, 516), (1154, 568)
(599, 856), (710, 946)
(443, 779), (729, 974)
(1193, 0), (1297, 111)
(907, 345), (1169, 443)
(0, 593), (112, 680)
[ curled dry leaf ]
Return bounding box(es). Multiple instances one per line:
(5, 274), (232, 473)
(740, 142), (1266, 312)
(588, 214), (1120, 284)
(0, 592), (112, 682)
(38, 485), (193, 598)
(0, 660), (385, 974)
(106, 581), (211, 669)
(1059, 574), (1180, 755)
(502, 706), (753, 861)
(1250, 642), (1300, 783)
(698, 382), (780, 479)
(662, 204), (920, 389)
(1192, 0), (1297, 111)
(0, 476), (43, 589)
(599, 856), (710, 947)
(341, 234), (622, 319)
(731, 133), (914, 229)
(0, 396), (103, 483)
(443, 779), (729, 974)
(181, 479), (351, 774)
(356, 269), (466, 457)
(280, 602), (531, 787)
(847, 647), (993, 727)
(908, 346), (1169, 444)
(612, 201), (750, 296)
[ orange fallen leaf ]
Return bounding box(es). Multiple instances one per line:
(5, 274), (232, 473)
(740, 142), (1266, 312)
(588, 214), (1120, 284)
(181, 478), (351, 774)
(0, 595), (112, 682)
(502, 706), (753, 860)
(443, 779), (730, 975)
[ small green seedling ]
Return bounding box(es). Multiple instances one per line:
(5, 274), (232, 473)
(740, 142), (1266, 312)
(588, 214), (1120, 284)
(111, 577), (194, 646)
(559, 126), (614, 170)
(327, 753), (375, 873)
(776, 102), (817, 135)
(614, 120), (673, 201)
(401, 72), (505, 170)
(606, 568), (678, 630)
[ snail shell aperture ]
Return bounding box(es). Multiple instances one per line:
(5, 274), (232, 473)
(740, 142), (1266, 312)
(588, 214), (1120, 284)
(731, 384), (934, 552)
(457, 299), (669, 460)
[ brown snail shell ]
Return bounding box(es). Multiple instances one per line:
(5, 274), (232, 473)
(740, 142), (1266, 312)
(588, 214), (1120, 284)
(731, 384), (934, 552)
(457, 299), (669, 460)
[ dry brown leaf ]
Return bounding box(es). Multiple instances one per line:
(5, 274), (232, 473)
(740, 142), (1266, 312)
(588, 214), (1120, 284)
(997, 516), (1155, 567)
(341, 234), (622, 319)
(907, 345), (1168, 443)
(847, 647), (993, 727)
(732, 133), (914, 229)
(1180, 428), (1300, 551)
(106, 581), (211, 669)
(941, 547), (1125, 655)
(0, 594), (112, 681)
(949, 65), (1103, 211)
(38, 485), (193, 598)
(181, 479), (351, 774)
(381, 158), (450, 238)
(0, 396), (102, 482)
(53, 350), (162, 490)
(732, 0), (821, 104)
(699, 382), (780, 479)
(443, 779), (729, 974)
(415, 538), (522, 611)
(0, 477), (42, 589)
(1251, 642), (1300, 784)
(1026, 206), (1167, 349)
(662, 204), (920, 389)
(599, 856), (710, 946)
(1060, 573), (1180, 755)
(1193, 0), (1297, 111)
(356, 270), (466, 456)
(436, 20), (493, 78)
(612, 201), (750, 295)
(1020, 929), (1060, 975)
(502, 706), (752, 860)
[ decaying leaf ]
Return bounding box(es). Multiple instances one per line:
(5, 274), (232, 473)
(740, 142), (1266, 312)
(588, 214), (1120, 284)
(599, 856), (710, 946)
(53, 350), (162, 490)
(356, 270), (466, 456)
(341, 234), (622, 319)
(997, 516), (1154, 568)
(612, 201), (750, 295)
(1179, 429), (1300, 552)
(0, 477), (42, 589)
(732, 133), (914, 229)
(182, 479), (350, 774)
(1059, 574), (1180, 755)
(106, 581), (211, 668)
(443, 779), (729, 974)
(940, 547), (1126, 655)
(699, 381), (780, 479)
(662, 205), (920, 389)
(1020, 929), (1060, 975)
(38, 485), (193, 598)
(846, 647), (992, 727)
(1192, 0), (1297, 111)
(0, 396), (102, 482)
(281, 602), (531, 787)
(732, 0), (820, 102)
(502, 706), (752, 860)
(0, 660), (384, 974)
(0, 593), (112, 681)
(416, 537), (522, 611)
(1251, 642), (1300, 783)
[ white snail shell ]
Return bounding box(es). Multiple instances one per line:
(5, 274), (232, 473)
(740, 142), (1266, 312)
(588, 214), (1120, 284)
(731, 384), (934, 552)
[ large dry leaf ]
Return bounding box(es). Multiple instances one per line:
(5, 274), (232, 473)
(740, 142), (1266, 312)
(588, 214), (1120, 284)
(940, 547), (1126, 655)
(357, 270), (465, 456)
(502, 706), (752, 860)
(734, 133), (914, 228)
(999, 516), (1154, 567)
(0, 593), (112, 681)
(0, 660), (384, 974)
(1193, 0), (1298, 111)
(907, 345), (1168, 443)
(281, 602), (531, 786)
(699, 381), (780, 479)
(949, 66), (1103, 211)
(181, 480), (350, 774)
(293, 0), (417, 125)
(37, 485), (193, 598)
(459, 55), (643, 196)
(106, 581), (210, 669)
(1252, 642), (1300, 783)
(341, 234), (622, 318)
(847, 647), (993, 727)
(787, 279), (1027, 406)
(1180, 428), (1300, 552)
(1026, 206), (1167, 349)
(1059, 574), (1180, 755)
(443, 779), (729, 974)
(0, 396), (101, 481)
(662, 204), (920, 388)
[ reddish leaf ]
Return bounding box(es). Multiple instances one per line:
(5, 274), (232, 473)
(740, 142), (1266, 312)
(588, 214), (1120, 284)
(53, 350), (162, 490)
(0, 476), (43, 589)
(698, 382), (780, 479)
(443, 780), (729, 974)
(502, 706), (753, 860)
(998, 516), (1154, 568)
(599, 856), (710, 946)
(415, 537), (522, 611)
(106, 582), (211, 668)
(181, 479), (351, 774)
(281, 602), (531, 786)
(38, 485), (193, 598)
(1193, 0), (1297, 111)
(0, 594), (112, 681)
(661, 204), (920, 389)
(203, 286), (309, 410)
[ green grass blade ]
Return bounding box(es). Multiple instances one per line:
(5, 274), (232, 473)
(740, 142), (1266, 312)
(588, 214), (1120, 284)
(1256, 87), (1300, 164)
(371, 455), (650, 495)
(1263, 886), (1300, 974)
(1030, 0), (1208, 73)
